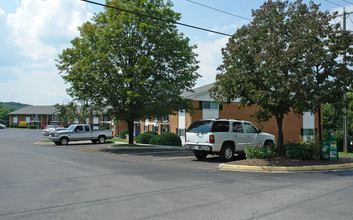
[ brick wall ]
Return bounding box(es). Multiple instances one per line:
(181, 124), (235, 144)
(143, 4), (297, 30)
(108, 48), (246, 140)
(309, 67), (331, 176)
(219, 102), (304, 143)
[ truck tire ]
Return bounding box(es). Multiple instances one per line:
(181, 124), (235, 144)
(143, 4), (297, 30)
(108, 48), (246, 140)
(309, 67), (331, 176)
(193, 151), (208, 160)
(98, 136), (106, 144)
(264, 140), (274, 146)
(220, 144), (234, 162)
(60, 137), (69, 145)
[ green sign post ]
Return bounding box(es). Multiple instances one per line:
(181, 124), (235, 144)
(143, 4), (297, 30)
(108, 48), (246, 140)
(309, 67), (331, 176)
(322, 132), (339, 161)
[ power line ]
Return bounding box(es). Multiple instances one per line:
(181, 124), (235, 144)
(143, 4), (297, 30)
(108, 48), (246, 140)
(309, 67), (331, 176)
(81, 0), (232, 37)
(186, 0), (250, 21)
(325, 0), (344, 7)
(342, 0), (353, 5)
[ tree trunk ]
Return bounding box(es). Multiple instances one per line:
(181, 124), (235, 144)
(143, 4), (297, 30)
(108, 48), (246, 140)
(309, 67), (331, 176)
(127, 120), (134, 145)
(275, 115), (285, 156)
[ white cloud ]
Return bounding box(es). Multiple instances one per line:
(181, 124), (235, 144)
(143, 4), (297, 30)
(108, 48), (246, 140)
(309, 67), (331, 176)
(6, 0), (92, 60)
(0, 8), (5, 17)
(0, 0), (92, 105)
(209, 24), (238, 37)
(194, 36), (229, 87)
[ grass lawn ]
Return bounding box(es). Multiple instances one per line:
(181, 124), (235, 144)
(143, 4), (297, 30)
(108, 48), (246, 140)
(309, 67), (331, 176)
(40, 140), (52, 143)
(339, 152), (353, 157)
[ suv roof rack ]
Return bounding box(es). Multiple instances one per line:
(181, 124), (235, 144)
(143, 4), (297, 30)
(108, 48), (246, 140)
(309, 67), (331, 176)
(215, 118), (242, 121)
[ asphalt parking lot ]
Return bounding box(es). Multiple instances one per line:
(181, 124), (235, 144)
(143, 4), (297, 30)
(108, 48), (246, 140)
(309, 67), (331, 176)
(38, 140), (228, 171)
(3, 129), (353, 219)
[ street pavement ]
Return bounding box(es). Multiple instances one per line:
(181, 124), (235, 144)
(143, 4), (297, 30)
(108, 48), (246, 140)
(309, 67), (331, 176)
(1, 128), (353, 220)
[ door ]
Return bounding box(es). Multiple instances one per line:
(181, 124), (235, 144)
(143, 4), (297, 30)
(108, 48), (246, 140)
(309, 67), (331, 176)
(231, 122), (247, 151)
(73, 125), (87, 140)
(243, 122), (259, 146)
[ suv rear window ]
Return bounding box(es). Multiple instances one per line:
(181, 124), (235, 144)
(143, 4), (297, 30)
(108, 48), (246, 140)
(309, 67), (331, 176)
(187, 120), (212, 133)
(187, 120), (230, 133)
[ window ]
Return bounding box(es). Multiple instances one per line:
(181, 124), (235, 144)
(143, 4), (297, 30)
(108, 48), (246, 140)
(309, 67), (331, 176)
(85, 125), (90, 132)
(161, 115), (169, 121)
(212, 121), (229, 132)
(103, 115), (110, 121)
(232, 122), (244, 133)
(301, 128), (314, 136)
(178, 129), (186, 136)
(187, 120), (213, 133)
(75, 125), (83, 132)
(201, 101), (219, 110)
(244, 122), (258, 133)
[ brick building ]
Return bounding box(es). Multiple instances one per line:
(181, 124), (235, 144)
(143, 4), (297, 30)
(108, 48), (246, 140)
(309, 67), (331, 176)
(8, 106), (113, 130)
(115, 83), (320, 143)
(8, 106), (60, 128)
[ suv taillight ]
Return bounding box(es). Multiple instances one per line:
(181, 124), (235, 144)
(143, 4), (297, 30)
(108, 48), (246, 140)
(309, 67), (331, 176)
(209, 135), (215, 144)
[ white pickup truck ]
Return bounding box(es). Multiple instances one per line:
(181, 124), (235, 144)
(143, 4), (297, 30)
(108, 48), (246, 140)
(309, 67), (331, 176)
(49, 124), (114, 145)
(185, 119), (275, 161)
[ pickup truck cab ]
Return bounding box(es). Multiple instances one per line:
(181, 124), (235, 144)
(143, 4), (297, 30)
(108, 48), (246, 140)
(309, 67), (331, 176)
(185, 119), (275, 161)
(49, 124), (113, 145)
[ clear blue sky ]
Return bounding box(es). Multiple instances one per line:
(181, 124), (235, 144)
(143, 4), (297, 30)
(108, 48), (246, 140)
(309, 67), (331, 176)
(0, 0), (351, 105)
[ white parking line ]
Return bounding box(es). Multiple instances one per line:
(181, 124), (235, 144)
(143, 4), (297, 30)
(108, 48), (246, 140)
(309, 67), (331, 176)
(153, 156), (194, 161)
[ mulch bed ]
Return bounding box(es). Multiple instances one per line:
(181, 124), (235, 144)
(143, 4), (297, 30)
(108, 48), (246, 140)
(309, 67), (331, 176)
(228, 156), (353, 167)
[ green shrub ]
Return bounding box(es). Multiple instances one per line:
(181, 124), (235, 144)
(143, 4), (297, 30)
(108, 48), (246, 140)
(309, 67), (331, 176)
(28, 125), (37, 129)
(119, 129), (129, 139)
(13, 124), (19, 128)
(149, 132), (182, 146)
(245, 143), (277, 159)
(136, 132), (157, 144)
(285, 142), (320, 160)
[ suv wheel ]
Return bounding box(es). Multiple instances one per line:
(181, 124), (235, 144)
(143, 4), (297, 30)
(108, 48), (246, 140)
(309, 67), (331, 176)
(220, 144), (234, 162)
(193, 151), (208, 160)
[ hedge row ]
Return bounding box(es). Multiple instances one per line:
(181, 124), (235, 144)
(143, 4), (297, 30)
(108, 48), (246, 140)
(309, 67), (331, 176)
(245, 141), (321, 160)
(135, 131), (182, 146)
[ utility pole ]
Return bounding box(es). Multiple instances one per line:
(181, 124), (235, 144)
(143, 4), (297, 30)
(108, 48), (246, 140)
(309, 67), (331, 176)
(341, 8), (352, 154)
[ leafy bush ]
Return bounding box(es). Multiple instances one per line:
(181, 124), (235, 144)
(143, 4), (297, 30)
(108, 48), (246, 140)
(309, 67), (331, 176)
(245, 143), (277, 159)
(136, 131), (157, 144)
(13, 124), (19, 128)
(119, 129), (129, 139)
(149, 132), (182, 146)
(285, 141), (321, 160)
(28, 125), (37, 129)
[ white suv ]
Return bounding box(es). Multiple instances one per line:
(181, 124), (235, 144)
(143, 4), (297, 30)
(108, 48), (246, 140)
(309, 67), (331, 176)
(185, 119), (275, 161)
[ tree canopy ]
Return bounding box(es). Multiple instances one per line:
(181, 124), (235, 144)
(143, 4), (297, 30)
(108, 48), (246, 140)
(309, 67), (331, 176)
(210, 0), (353, 155)
(57, 0), (199, 144)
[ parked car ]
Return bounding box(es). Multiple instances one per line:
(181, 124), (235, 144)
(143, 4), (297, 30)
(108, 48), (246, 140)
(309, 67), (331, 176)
(49, 124), (113, 145)
(42, 124), (60, 136)
(0, 123), (6, 129)
(48, 127), (67, 135)
(184, 119), (275, 161)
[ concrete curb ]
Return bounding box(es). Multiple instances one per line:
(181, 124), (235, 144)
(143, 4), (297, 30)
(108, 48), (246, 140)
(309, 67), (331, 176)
(219, 163), (353, 172)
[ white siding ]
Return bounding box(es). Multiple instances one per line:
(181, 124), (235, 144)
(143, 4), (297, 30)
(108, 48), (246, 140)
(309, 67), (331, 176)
(203, 109), (219, 119)
(178, 111), (185, 129)
(303, 112), (315, 129)
(26, 116), (30, 124)
(303, 112), (315, 141)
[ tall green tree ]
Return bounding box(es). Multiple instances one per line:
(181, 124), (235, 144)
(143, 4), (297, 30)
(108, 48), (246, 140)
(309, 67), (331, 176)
(0, 105), (13, 126)
(211, 0), (353, 155)
(55, 101), (100, 127)
(57, 0), (199, 144)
